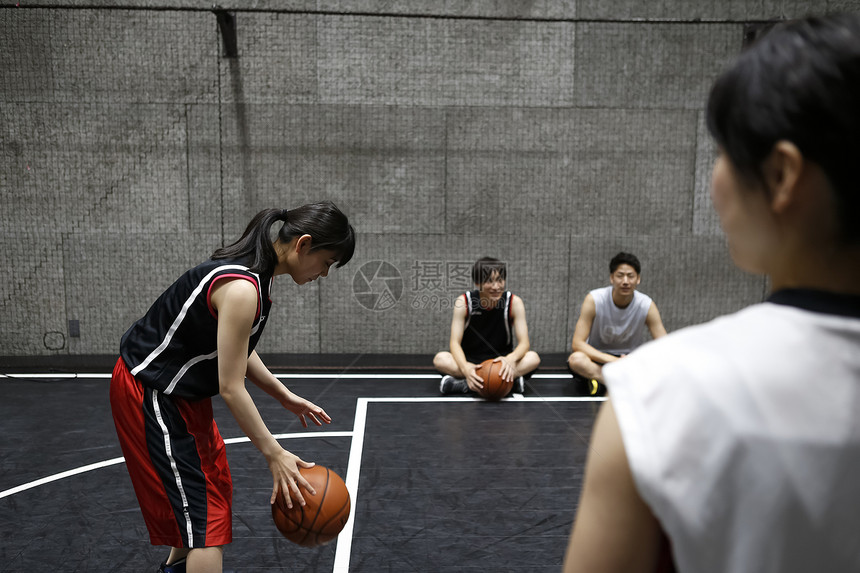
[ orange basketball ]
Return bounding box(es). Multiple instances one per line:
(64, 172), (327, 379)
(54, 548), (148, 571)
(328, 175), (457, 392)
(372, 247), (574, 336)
(476, 358), (512, 401)
(271, 465), (351, 547)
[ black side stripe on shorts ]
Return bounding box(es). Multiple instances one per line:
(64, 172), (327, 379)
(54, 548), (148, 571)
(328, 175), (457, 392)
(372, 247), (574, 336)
(143, 389), (208, 547)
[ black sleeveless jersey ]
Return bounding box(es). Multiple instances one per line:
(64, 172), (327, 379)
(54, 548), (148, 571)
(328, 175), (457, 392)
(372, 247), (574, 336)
(460, 290), (514, 363)
(120, 258), (274, 400)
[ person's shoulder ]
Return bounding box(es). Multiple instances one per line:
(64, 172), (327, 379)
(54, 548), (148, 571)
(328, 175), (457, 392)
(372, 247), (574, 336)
(209, 273), (260, 317)
(589, 285), (610, 296)
(611, 304), (772, 371)
(216, 275), (259, 296)
(195, 257), (254, 276)
(200, 257), (242, 268)
(633, 290), (654, 305)
(508, 292), (526, 309)
(588, 286), (612, 306)
(587, 286), (609, 305)
(174, 258), (247, 286)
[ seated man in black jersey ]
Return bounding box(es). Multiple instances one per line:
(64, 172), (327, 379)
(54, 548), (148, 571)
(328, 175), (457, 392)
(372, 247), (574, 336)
(433, 257), (541, 395)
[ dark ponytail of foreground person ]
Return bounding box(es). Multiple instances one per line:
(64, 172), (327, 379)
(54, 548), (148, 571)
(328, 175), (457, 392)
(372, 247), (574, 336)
(212, 201), (356, 275)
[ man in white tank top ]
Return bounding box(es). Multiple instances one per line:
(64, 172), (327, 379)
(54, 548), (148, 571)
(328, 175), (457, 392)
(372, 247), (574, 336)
(567, 253), (667, 394)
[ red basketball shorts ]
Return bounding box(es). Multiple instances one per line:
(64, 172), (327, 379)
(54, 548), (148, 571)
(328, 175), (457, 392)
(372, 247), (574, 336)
(110, 357), (233, 548)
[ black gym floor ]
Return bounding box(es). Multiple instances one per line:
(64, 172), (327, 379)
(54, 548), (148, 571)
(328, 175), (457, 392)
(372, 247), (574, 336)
(0, 356), (600, 572)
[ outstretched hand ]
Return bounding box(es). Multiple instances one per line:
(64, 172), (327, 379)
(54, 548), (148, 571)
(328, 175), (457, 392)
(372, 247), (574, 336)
(283, 393), (332, 428)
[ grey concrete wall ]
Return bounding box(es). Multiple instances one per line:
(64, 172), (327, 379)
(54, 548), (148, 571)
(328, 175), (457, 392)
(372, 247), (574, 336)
(1, 1), (851, 358)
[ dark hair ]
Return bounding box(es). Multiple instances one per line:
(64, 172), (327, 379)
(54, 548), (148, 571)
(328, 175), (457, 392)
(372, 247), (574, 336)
(472, 257), (507, 285)
(706, 13), (860, 244)
(610, 252), (641, 275)
(212, 201), (355, 275)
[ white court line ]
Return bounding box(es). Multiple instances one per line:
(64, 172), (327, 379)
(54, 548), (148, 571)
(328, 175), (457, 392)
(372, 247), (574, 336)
(276, 374), (438, 379)
(0, 431), (352, 501)
(1, 394), (598, 572)
(333, 398), (368, 572)
(359, 396), (603, 403)
(1, 373), (111, 379)
(0, 457), (126, 500)
(1, 373), (575, 380)
(330, 395), (603, 572)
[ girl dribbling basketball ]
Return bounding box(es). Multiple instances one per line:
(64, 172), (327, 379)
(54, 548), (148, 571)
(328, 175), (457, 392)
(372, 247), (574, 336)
(110, 201), (355, 573)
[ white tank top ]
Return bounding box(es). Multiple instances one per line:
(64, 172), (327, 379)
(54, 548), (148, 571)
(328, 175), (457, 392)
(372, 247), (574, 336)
(605, 291), (860, 573)
(587, 285), (652, 355)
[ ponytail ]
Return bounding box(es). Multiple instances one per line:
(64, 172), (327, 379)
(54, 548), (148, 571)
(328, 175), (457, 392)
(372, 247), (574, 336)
(212, 201), (355, 274)
(211, 208), (282, 274)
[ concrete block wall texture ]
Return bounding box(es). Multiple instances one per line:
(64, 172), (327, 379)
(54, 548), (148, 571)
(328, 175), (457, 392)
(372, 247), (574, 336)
(1, 1), (853, 358)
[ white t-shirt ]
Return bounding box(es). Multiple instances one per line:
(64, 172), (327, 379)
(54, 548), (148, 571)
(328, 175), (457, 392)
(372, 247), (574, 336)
(587, 285), (653, 355)
(604, 291), (860, 573)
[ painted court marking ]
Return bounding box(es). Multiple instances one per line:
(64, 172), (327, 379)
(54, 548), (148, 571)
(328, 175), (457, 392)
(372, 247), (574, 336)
(1, 373), (575, 380)
(0, 431), (353, 501)
(0, 383), (599, 572)
(333, 396), (603, 572)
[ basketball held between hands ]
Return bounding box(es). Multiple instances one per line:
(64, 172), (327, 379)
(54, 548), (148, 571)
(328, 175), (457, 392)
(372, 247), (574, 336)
(494, 356), (515, 383)
(464, 363), (484, 391)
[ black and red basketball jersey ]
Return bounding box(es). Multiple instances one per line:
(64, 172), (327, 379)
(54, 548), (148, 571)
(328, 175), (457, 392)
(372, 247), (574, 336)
(120, 258), (273, 399)
(461, 290), (514, 363)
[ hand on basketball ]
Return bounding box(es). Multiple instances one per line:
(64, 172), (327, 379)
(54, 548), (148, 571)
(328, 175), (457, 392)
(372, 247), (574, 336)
(269, 449), (316, 508)
(495, 356), (515, 383)
(464, 362), (484, 392)
(283, 392), (332, 428)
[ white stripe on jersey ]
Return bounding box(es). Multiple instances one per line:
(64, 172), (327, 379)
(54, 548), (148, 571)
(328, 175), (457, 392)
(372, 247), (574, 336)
(165, 350), (218, 395)
(130, 264), (253, 377)
(503, 292), (512, 345)
(464, 292), (473, 329)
